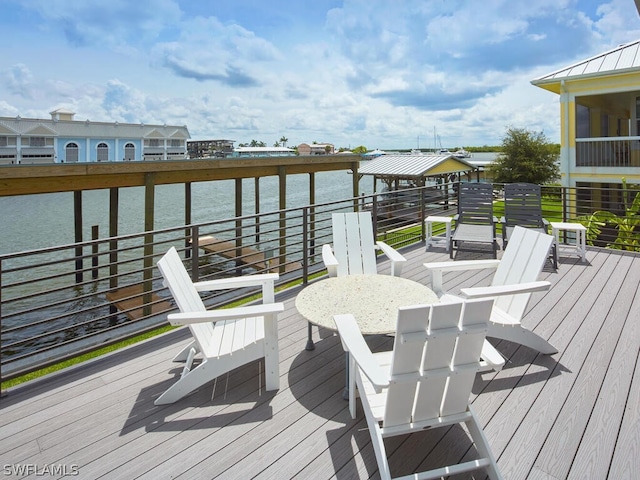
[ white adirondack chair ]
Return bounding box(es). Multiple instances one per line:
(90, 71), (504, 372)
(334, 298), (502, 480)
(322, 212), (406, 277)
(155, 247), (284, 405)
(424, 225), (557, 355)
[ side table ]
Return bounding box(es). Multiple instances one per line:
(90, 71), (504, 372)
(550, 222), (587, 262)
(425, 216), (453, 252)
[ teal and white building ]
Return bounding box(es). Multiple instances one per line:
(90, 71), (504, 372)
(0, 109), (190, 165)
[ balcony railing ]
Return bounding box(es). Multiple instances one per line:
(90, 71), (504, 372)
(2, 183), (639, 382)
(576, 136), (640, 167)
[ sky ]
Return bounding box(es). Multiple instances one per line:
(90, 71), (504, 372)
(1, 0), (640, 150)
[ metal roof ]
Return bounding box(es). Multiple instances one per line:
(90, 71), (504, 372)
(0, 116), (190, 139)
(532, 39), (640, 87)
(358, 154), (475, 178)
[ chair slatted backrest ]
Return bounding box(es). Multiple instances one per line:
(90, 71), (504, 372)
(492, 226), (554, 320)
(332, 212), (378, 276)
(383, 298), (493, 428)
(457, 182), (494, 225)
(504, 183), (545, 229)
(157, 247), (215, 354)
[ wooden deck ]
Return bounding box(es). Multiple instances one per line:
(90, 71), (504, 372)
(1, 243), (640, 479)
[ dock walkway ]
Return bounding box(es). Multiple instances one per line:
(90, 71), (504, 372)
(197, 235), (303, 273)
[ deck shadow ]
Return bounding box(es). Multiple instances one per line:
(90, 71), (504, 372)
(122, 359), (274, 436)
(472, 340), (569, 395)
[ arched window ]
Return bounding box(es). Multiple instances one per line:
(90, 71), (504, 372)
(66, 142), (79, 163)
(97, 143), (108, 162)
(124, 143), (135, 161)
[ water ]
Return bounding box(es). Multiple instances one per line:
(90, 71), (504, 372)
(1, 170), (374, 255)
(0, 169), (375, 373)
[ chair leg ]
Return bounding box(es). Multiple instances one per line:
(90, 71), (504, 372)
(172, 340), (198, 362)
(364, 408), (392, 480)
(264, 316), (280, 391)
(264, 349), (279, 391)
(155, 360), (215, 405)
(466, 406), (503, 480)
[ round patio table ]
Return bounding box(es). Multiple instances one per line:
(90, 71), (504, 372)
(295, 274), (438, 398)
(296, 274), (438, 349)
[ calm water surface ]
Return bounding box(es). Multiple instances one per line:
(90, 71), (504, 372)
(1, 170), (374, 255)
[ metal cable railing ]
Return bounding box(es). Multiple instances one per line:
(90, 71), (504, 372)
(2, 182), (639, 382)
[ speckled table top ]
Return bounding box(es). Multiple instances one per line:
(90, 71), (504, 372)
(295, 274), (438, 335)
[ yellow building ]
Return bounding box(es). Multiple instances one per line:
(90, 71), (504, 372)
(532, 39), (640, 212)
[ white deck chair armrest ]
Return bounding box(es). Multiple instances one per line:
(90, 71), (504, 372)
(376, 241), (407, 276)
(334, 314), (389, 389)
(480, 340), (506, 371)
(322, 243), (339, 277)
(193, 273), (279, 292)
(424, 259), (501, 272)
(424, 259), (501, 295)
(460, 281), (551, 299)
(167, 302), (284, 326)
(376, 241), (407, 277)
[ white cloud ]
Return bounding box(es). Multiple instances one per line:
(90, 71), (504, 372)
(3, 64), (35, 99)
(0, 0), (639, 148)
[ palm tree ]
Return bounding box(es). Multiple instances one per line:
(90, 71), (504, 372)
(280, 136), (288, 147)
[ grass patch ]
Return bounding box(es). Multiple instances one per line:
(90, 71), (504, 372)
(1, 325), (176, 390)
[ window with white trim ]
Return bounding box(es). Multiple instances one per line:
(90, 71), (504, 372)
(97, 142), (108, 162)
(124, 143), (135, 161)
(66, 143), (79, 163)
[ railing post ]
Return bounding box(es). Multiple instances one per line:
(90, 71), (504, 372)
(278, 167), (287, 275)
(109, 188), (119, 293)
(309, 203), (316, 259)
(420, 187), (426, 242)
(185, 182), (192, 258)
(302, 207), (309, 284)
(372, 194), (378, 233)
(235, 178), (243, 275)
(142, 173), (156, 318)
(91, 225), (99, 280)
(255, 178), (261, 245)
(74, 191), (83, 284)
(191, 225), (200, 281)
(372, 195), (381, 237)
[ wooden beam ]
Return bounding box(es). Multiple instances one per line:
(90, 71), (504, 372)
(143, 173), (155, 317)
(0, 156), (357, 196)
